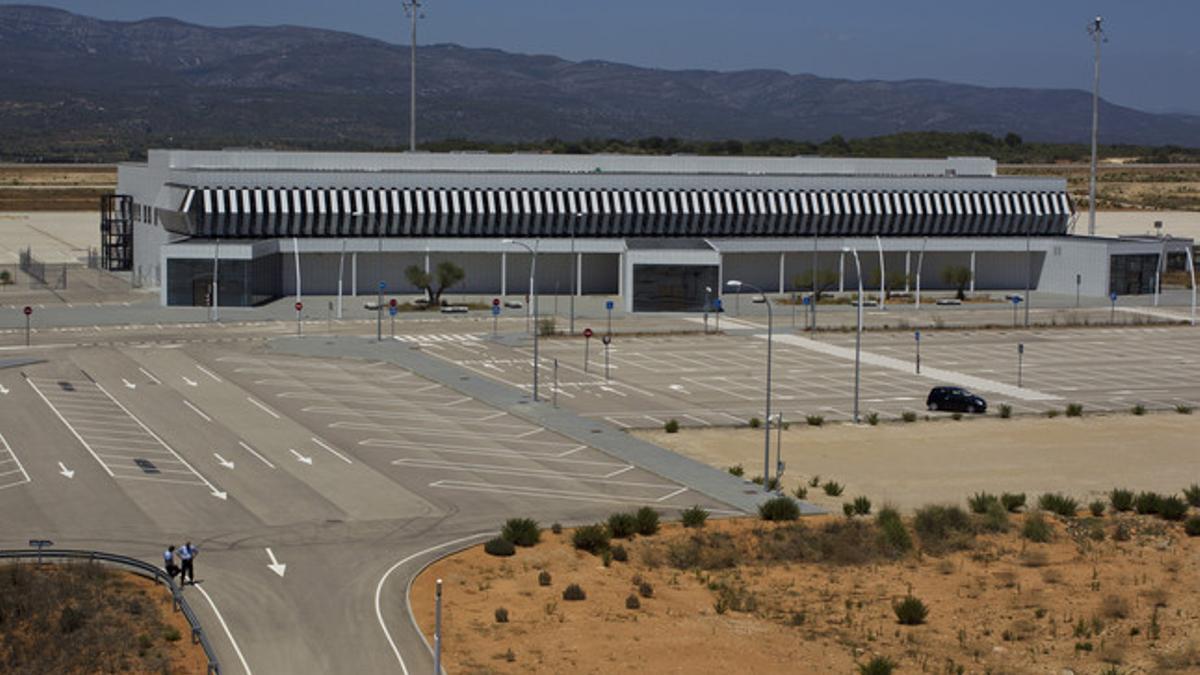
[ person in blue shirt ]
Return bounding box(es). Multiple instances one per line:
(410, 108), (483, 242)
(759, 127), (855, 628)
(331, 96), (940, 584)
(178, 541), (198, 585)
(162, 545), (179, 582)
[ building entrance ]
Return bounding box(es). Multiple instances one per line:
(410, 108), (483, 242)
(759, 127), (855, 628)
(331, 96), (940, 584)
(632, 264), (718, 312)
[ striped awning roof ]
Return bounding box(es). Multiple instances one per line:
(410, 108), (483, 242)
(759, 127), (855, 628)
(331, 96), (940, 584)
(177, 186), (1073, 238)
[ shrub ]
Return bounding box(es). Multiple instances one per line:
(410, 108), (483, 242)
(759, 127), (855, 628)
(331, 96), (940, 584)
(1175, 403), (1194, 415)
(1132, 403), (1146, 416)
(625, 594), (640, 610)
(601, 549), (613, 567)
(1038, 493), (1079, 518)
(1109, 488), (1135, 512)
(1022, 511), (1052, 543)
(866, 412), (879, 426)
(750, 475), (781, 491)
(758, 496), (801, 521)
(843, 503), (856, 517)
(635, 507), (660, 535)
(562, 583), (586, 601)
(538, 317), (557, 336)
(968, 492), (1000, 514)
(749, 417), (762, 428)
(1159, 495), (1189, 521)
(1065, 403), (1084, 417)
(913, 504), (974, 551)
(538, 570), (552, 587)
(1134, 492), (1162, 515)
(638, 581), (654, 598)
(893, 595), (929, 625)
(1045, 409), (1060, 418)
(998, 403), (1012, 419)
(808, 475), (821, 488)
(551, 522), (562, 535)
(494, 607), (509, 623)
(1183, 484), (1200, 508)
(1185, 517), (1200, 537)
(680, 505), (708, 528)
(667, 531), (740, 570)
(792, 485), (808, 500)
(501, 518), (541, 547)
(664, 419), (680, 433)
(484, 537), (516, 557)
(607, 512), (639, 539)
(1089, 500), (1106, 517)
(858, 656), (898, 675)
(823, 480), (845, 497)
(806, 414), (824, 427)
(1001, 492), (1026, 513)
(572, 524), (610, 553)
(852, 496), (872, 516)
(1113, 522), (1131, 542)
(877, 507), (913, 553)
(611, 544), (628, 562)
(1099, 594), (1131, 620)
(980, 501), (1010, 533)
(901, 411), (917, 423)
(727, 464), (745, 477)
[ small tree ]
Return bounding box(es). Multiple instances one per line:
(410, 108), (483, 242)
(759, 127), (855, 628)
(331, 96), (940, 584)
(404, 261), (465, 307)
(941, 265), (972, 300)
(795, 269), (840, 302)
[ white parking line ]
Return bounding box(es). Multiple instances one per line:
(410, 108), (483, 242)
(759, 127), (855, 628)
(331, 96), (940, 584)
(656, 487), (689, 502)
(428, 480), (737, 512)
(26, 379), (114, 478)
(237, 441), (276, 469)
(194, 584), (253, 675)
(247, 397), (282, 419)
(0, 432), (31, 490)
(359, 438), (586, 457)
(311, 437), (353, 464)
(138, 367), (162, 385)
(196, 365), (223, 383)
(183, 400), (212, 422)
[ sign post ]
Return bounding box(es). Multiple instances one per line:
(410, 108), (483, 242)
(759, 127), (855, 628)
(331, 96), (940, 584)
(434, 579), (443, 675)
(914, 330), (921, 374)
(1075, 273), (1082, 308)
(791, 292), (797, 329)
(376, 281), (386, 342)
(552, 358), (559, 408)
(602, 333), (612, 382)
(1010, 296), (1022, 328)
(23, 306), (32, 347)
(1017, 342), (1025, 388)
(1110, 291), (1118, 323)
(713, 298), (722, 332)
(583, 328), (593, 373)
(605, 300), (614, 336)
(492, 298), (501, 336)
(802, 296), (811, 333)
(388, 299), (398, 339)
(294, 301), (303, 337)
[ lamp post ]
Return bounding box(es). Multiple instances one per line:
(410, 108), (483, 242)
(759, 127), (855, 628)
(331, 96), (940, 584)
(505, 239), (540, 401)
(704, 285), (712, 334)
(843, 247), (864, 424)
(726, 279), (773, 491)
(211, 238), (220, 322)
(353, 211), (386, 341)
(571, 213), (580, 334)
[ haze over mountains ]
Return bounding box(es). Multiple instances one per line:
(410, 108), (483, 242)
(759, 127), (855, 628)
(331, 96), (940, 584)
(0, 4), (1197, 160)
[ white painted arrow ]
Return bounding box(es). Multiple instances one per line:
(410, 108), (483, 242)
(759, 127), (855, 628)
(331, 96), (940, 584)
(213, 453), (235, 470)
(265, 548), (286, 577)
(210, 488), (228, 500)
(182, 376), (198, 387)
(289, 449), (313, 465)
(0, 384), (9, 395)
(122, 379), (136, 389)
(58, 461), (74, 479)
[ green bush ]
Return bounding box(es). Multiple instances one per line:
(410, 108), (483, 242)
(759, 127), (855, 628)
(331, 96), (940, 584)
(750, 475), (781, 491)
(1038, 493), (1079, 518)
(562, 583), (587, 601)
(537, 317), (557, 336)
(866, 412), (879, 426)
(625, 594), (640, 610)
(858, 656), (898, 675)
(638, 581), (654, 598)
(611, 544), (628, 562)
(538, 570), (551, 586)
(998, 403), (1012, 419)
(727, 464), (745, 477)
(1089, 500), (1106, 517)
(758, 496), (801, 521)
(1159, 495), (1189, 521)
(551, 522), (562, 535)
(572, 524), (611, 553)
(501, 518), (541, 547)
(635, 507), (660, 536)
(806, 414), (824, 427)
(749, 417), (762, 428)
(484, 537), (516, 557)
(823, 480), (845, 497)
(664, 419), (680, 433)
(901, 411), (917, 423)
(1000, 492), (1026, 513)
(1185, 517), (1200, 537)
(808, 475), (821, 488)
(1183, 484), (1200, 508)
(792, 485), (808, 500)
(852, 496), (872, 516)
(893, 595), (929, 625)
(980, 501), (1010, 533)
(843, 503), (856, 517)
(1022, 512), (1052, 543)
(1065, 403), (1084, 417)
(968, 492), (1000, 514)
(1175, 403), (1194, 415)
(601, 549), (613, 567)
(1045, 409), (1060, 418)
(913, 504), (973, 546)
(1109, 488), (1135, 512)
(1134, 492), (1162, 515)
(681, 505), (709, 528)
(1131, 403), (1146, 416)
(494, 607), (509, 623)
(607, 513), (638, 539)
(876, 506), (913, 553)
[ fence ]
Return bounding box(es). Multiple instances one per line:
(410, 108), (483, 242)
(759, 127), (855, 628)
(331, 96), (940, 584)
(0, 548), (221, 675)
(18, 247), (68, 290)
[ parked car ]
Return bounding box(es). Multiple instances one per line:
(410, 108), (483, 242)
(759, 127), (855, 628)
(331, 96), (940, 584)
(926, 386), (987, 413)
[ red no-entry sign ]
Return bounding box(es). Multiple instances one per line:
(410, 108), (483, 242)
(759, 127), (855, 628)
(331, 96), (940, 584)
(492, 297), (501, 307)
(389, 298), (398, 308)
(583, 328), (593, 338)
(23, 306), (32, 316)
(294, 302), (303, 312)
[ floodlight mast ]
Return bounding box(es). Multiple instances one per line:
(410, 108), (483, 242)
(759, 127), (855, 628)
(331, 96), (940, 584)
(404, 0), (424, 152)
(1087, 16), (1105, 236)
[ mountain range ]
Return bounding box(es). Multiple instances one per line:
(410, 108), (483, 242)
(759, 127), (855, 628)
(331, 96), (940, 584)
(1, 4), (1197, 161)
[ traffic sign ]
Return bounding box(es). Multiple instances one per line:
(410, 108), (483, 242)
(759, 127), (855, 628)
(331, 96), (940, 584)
(493, 298), (501, 307)
(802, 296), (811, 305)
(379, 281), (387, 290)
(714, 298), (723, 310)
(605, 300), (614, 311)
(389, 305), (398, 316)
(389, 298), (398, 308)
(583, 328), (594, 338)
(601, 334), (611, 345)
(914, 330), (920, 341)
(294, 301), (303, 312)
(1011, 296), (1022, 305)
(1018, 343), (1025, 354)
(22, 306), (31, 316)
(1110, 291), (1118, 302)
(491, 305), (501, 316)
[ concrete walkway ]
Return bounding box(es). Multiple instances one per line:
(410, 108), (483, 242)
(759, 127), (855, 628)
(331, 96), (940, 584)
(269, 335), (804, 515)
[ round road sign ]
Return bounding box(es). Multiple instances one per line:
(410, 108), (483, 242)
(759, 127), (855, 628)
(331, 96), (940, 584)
(601, 334), (612, 345)
(294, 301), (303, 312)
(583, 328), (594, 338)
(22, 306), (32, 316)
(389, 298), (398, 308)
(492, 298), (501, 307)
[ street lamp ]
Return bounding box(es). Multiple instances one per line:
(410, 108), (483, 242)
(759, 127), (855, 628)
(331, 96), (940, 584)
(571, 213), (581, 335)
(842, 247), (864, 424)
(726, 279), (773, 492)
(505, 239), (540, 402)
(354, 211), (385, 341)
(703, 285), (712, 334)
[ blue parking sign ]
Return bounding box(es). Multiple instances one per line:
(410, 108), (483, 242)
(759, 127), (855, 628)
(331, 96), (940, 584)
(606, 300), (614, 310)
(379, 281), (387, 291)
(1110, 291), (1118, 302)
(491, 305), (501, 316)
(714, 298), (723, 310)
(388, 305), (398, 316)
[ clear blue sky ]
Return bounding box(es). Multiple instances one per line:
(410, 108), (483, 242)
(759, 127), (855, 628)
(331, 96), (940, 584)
(14, 1), (1200, 113)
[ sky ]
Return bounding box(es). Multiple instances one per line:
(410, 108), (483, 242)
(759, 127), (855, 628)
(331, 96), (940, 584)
(12, 1), (1200, 113)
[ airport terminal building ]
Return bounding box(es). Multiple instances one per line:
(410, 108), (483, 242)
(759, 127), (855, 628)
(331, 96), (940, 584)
(108, 150), (1191, 310)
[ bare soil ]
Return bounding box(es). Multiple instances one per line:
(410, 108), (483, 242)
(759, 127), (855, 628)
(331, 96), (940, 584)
(414, 514), (1200, 674)
(1001, 164), (1200, 211)
(0, 166), (115, 211)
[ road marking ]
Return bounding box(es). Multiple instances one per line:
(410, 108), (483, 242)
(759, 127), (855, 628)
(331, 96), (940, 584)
(247, 397), (281, 419)
(391, 458), (648, 483)
(197, 365), (223, 383)
(604, 465), (635, 478)
(0, 384), (8, 395)
(311, 437), (352, 464)
(0, 433), (31, 490)
(359, 437), (586, 457)
(25, 378), (114, 477)
(182, 376), (199, 387)
(428, 480), (732, 511)
(122, 378), (136, 389)
(138, 367), (162, 385)
(213, 453), (235, 470)
(237, 441), (276, 469)
(265, 548), (287, 577)
(375, 533), (494, 675)
(289, 449), (313, 465)
(656, 486), (689, 502)
(604, 416), (632, 429)
(57, 461), (74, 479)
(193, 584), (253, 675)
(183, 400), (212, 422)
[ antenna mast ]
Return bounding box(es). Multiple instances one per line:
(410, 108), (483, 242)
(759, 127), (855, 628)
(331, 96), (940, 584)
(1087, 16), (1104, 236)
(404, 0), (424, 152)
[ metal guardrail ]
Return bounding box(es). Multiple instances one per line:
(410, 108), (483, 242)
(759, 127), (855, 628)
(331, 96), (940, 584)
(0, 548), (221, 675)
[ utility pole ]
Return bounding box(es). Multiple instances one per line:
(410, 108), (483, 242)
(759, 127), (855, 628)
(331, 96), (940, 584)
(1087, 16), (1105, 236)
(404, 0), (424, 152)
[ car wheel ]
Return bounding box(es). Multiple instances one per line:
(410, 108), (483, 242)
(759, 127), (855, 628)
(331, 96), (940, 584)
(968, 405), (978, 414)
(927, 403), (937, 411)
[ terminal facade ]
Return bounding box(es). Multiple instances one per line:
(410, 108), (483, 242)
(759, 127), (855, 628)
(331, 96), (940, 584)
(112, 150), (1190, 310)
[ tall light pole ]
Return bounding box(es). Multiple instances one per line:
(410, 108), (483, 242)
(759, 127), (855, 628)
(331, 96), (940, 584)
(1087, 16), (1105, 236)
(211, 238), (220, 322)
(404, 0), (423, 152)
(337, 238), (346, 319)
(842, 247), (864, 424)
(726, 279), (773, 491)
(571, 213), (580, 334)
(505, 239), (540, 401)
(355, 211), (386, 341)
